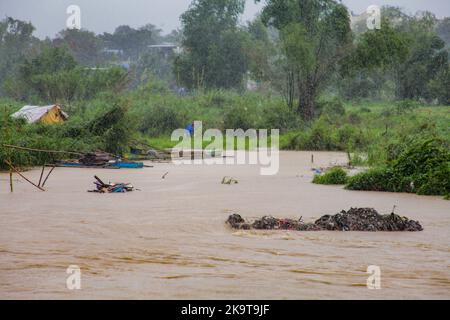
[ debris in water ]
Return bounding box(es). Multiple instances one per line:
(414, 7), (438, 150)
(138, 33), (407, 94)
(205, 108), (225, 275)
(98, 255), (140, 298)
(222, 176), (238, 185)
(88, 175), (135, 193)
(55, 151), (145, 169)
(227, 208), (423, 232)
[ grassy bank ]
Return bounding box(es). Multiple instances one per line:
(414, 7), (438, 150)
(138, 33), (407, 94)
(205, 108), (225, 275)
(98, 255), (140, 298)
(1, 90), (449, 175)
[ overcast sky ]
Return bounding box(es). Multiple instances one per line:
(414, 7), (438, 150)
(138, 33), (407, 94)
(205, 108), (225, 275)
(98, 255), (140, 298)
(1, 0), (449, 39)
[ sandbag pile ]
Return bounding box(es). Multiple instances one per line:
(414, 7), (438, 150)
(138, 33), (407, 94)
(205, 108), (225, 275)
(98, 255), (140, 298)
(227, 208), (423, 232)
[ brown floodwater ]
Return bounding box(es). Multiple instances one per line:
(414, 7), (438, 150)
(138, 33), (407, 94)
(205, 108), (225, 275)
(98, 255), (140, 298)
(0, 151), (449, 299)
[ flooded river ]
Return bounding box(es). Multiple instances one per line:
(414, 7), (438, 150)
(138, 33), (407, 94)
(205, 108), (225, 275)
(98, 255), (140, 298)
(0, 151), (449, 299)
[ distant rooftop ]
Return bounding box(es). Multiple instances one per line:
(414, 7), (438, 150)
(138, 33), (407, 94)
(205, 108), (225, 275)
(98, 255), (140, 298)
(148, 43), (178, 49)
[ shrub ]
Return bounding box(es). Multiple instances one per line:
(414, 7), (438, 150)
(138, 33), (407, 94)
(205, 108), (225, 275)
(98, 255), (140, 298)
(391, 138), (450, 195)
(395, 100), (420, 114)
(313, 167), (348, 185)
(261, 104), (302, 131)
(347, 139), (450, 196)
(302, 119), (340, 151)
(223, 105), (257, 130)
(347, 111), (362, 124)
(346, 167), (393, 192)
(417, 162), (450, 195)
(139, 105), (183, 135)
(317, 98), (346, 117)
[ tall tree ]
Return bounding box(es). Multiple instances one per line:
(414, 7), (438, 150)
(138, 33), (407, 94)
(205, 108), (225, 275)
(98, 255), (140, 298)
(338, 18), (409, 100)
(258, 0), (352, 120)
(101, 24), (162, 60)
(436, 17), (450, 48)
(396, 12), (449, 101)
(53, 29), (102, 66)
(0, 17), (37, 95)
(175, 0), (248, 89)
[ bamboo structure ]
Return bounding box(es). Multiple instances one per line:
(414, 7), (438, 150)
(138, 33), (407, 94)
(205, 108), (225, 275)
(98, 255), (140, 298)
(41, 166), (56, 188)
(38, 163), (45, 187)
(4, 160), (45, 191)
(9, 168), (13, 192)
(2, 144), (83, 156)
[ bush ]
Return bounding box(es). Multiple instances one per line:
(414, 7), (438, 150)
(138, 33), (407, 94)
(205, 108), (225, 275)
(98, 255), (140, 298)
(139, 105), (183, 135)
(417, 162), (450, 195)
(260, 104), (302, 131)
(346, 138), (450, 196)
(390, 139), (450, 195)
(313, 167), (348, 185)
(223, 105), (258, 130)
(303, 120), (339, 150)
(317, 98), (346, 117)
(346, 167), (394, 192)
(395, 100), (420, 114)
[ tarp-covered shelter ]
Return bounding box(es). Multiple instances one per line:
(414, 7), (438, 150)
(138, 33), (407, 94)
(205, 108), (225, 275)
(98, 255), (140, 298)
(11, 105), (68, 124)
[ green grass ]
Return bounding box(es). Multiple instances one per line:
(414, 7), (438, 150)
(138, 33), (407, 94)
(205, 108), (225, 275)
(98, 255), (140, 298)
(1, 88), (449, 173)
(313, 167), (349, 185)
(345, 138), (450, 197)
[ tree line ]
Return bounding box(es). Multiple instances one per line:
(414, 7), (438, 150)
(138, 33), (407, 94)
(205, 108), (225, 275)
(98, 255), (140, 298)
(0, 0), (449, 121)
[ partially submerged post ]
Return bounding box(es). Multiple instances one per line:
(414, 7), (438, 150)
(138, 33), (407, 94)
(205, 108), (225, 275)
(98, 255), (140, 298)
(41, 165), (55, 187)
(9, 167), (13, 193)
(1, 144), (83, 190)
(38, 163), (45, 187)
(4, 160), (45, 191)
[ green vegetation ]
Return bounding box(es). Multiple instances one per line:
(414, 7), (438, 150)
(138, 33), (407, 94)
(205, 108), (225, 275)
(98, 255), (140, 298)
(313, 167), (348, 185)
(0, 1), (449, 197)
(346, 139), (450, 197)
(0, 96), (133, 169)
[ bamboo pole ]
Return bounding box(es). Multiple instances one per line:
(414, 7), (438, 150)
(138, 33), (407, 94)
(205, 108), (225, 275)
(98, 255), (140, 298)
(2, 144), (83, 156)
(4, 160), (45, 191)
(38, 163), (45, 187)
(41, 166), (55, 187)
(9, 168), (13, 193)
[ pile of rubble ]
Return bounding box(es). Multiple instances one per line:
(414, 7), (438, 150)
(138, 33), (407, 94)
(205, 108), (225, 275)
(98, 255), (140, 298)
(227, 208), (423, 232)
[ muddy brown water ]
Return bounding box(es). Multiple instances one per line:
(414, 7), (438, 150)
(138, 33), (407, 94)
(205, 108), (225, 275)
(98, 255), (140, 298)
(0, 151), (449, 299)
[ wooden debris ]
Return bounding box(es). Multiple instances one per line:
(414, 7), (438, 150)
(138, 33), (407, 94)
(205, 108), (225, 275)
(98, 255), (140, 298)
(89, 175), (135, 193)
(222, 176), (238, 185)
